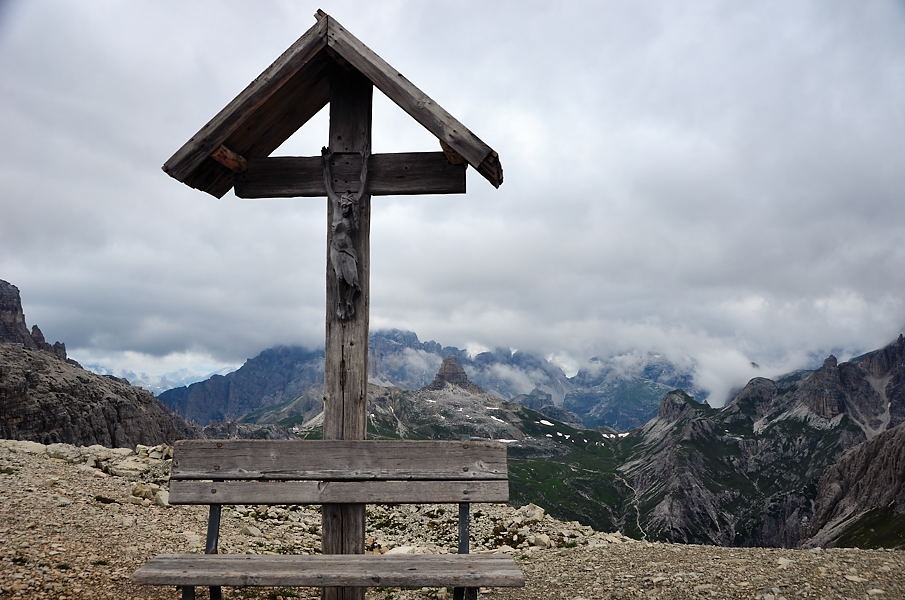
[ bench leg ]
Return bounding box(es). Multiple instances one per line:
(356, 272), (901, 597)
(210, 586), (222, 600)
(179, 586), (195, 600)
(454, 502), (478, 599)
(453, 588), (478, 600)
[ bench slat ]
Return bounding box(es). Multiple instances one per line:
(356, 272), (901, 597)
(169, 479), (509, 505)
(133, 553), (525, 588)
(171, 440), (508, 481)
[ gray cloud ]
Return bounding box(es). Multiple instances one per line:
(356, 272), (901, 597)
(2, 1), (904, 403)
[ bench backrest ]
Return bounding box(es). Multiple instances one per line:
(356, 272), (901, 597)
(168, 439), (509, 506)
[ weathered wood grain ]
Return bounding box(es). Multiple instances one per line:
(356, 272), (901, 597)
(170, 440), (509, 481)
(162, 12), (501, 197)
(133, 554), (525, 588)
(322, 65), (373, 600)
(168, 479), (509, 505)
(234, 152), (466, 198)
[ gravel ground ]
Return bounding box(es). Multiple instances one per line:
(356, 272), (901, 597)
(1, 440), (903, 600)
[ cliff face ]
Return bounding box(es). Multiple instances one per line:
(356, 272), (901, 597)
(0, 280), (34, 347)
(156, 346), (325, 425)
(616, 336), (905, 548)
(0, 344), (194, 447)
(805, 421), (905, 548)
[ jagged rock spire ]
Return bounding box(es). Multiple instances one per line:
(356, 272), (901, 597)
(0, 279), (69, 361)
(424, 356), (485, 394)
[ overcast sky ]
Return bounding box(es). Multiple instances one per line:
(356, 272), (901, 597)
(2, 1), (904, 405)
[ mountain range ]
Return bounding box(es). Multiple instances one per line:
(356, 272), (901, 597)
(157, 328), (701, 431)
(158, 327), (905, 549)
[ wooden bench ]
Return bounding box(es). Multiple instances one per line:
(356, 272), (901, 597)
(133, 439), (525, 599)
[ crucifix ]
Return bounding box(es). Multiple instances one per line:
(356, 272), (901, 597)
(162, 10), (502, 600)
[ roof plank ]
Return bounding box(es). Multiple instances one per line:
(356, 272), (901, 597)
(162, 10), (502, 197)
(323, 16), (502, 187)
(163, 17), (329, 193)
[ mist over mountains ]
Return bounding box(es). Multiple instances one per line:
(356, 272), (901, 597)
(156, 329), (704, 430)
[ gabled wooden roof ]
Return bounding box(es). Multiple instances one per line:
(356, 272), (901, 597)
(163, 10), (502, 198)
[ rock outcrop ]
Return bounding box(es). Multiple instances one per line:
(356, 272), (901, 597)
(423, 355), (485, 394)
(0, 281), (193, 447)
(157, 345), (325, 425)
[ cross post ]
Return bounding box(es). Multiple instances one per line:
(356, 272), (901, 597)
(321, 66), (371, 600)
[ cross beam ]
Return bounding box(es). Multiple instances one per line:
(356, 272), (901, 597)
(233, 152), (466, 198)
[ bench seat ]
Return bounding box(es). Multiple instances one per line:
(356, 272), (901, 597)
(134, 553), (525, 588)
(133, 439), (524, 599)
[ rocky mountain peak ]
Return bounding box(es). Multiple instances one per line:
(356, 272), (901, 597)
(859, 333), (905, 378)
(656, 390), (704, 422)
(0, 279), (72, 363)
(796, 354), (847, 419)
(424, 356), (484, 394)
(0, 279), (34, 348)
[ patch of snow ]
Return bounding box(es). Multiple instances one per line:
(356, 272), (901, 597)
(490, 416), (506, 423)
(538, 419), (555, 426)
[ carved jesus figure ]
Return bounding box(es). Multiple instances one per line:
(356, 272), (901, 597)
(322, 144), (369, 320)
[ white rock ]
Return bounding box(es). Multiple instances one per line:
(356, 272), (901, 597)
(153, 490), (170, 507)
(46, 443), (84, 463)
(108, 456), (150, 478)
(385, 545), (423, 555)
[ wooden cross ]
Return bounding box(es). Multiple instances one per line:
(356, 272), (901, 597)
(161, 11), (502, 600)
